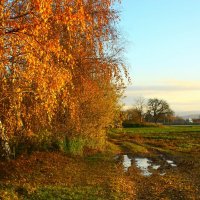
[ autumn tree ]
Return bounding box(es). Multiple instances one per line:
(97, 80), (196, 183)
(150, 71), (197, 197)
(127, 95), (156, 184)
(0, 0), (127, 158)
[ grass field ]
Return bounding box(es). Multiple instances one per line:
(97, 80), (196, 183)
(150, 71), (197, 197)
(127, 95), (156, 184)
(0, 126), (200, 199)
(109, 125), (200, 154)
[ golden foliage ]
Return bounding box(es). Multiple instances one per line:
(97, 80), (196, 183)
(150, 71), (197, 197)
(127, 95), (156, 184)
(0, 0), (127, 148)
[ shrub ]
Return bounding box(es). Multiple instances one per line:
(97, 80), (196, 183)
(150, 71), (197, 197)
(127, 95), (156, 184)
(62, 136), (86, 156)
(10, 130), (61, 157)
(122, 121), (163, 128)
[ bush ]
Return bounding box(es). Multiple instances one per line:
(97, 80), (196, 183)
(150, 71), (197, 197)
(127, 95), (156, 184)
(10, 129), (108, 158)
(62, 136), (86, 156)
(60, 132), (107, 156)
(122, 121), (163, 128)
(10, 130), (61, 157)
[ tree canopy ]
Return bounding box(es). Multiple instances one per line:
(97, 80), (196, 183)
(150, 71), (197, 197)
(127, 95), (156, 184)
(146, 98), (174, 123)
(0, 0), (127, 158)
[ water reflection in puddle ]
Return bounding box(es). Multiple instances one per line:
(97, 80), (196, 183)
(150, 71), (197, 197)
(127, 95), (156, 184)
(123, 155), (132, 171)
(166, 160), (177, 167)
(152, 164), (160, 170)
(120, 154), (177, 176)
(135, 158), (152, 176)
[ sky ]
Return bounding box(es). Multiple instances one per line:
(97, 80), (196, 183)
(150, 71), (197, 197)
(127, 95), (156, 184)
(118, 0), (200, 114)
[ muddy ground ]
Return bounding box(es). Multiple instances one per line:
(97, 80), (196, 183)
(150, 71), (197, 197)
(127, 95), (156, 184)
(109, 127), (200, 199)
(0, 126), (200, 199)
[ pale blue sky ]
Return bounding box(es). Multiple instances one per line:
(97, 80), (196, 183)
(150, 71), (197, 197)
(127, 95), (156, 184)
(119, 0), (200, 113)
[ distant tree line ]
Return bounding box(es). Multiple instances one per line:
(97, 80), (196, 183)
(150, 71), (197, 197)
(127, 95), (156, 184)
(123, 97), (174, 126)
(120, 97), (200, 127)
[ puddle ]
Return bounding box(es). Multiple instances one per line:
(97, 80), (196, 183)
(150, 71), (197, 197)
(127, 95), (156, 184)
(135, 158), (152, 176)
(119, 154), (177, 176)
(123, 155), (132, 171)
(152, 164), (160, 170)
(166, 160), (177, 167)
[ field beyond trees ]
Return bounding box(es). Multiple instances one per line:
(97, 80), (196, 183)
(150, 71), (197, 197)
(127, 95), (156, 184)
(1, 125), (200, 199)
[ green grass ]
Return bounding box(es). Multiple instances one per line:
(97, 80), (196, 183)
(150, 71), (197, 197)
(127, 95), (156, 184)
(24, 185), (126, 200)
(121, 142), (148, 154)
(110, 126), (200, 141)
(0, 184), (128, 200)
(109, 125), (200, 155)
(66, 137), (86, 156)
(112, 125), (200, 135)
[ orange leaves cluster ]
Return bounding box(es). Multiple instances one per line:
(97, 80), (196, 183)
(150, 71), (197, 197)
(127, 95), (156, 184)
(0, 0), (126, 142)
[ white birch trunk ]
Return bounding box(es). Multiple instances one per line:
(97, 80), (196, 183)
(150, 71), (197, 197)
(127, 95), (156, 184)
(0, 121), (11, 160)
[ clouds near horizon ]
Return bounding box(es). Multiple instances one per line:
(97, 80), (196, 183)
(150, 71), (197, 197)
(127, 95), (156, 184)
(123, 80), (200, 113)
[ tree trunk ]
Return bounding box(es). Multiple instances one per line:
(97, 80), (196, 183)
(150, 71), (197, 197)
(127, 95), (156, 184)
(154, 116), (158, 124)
(0, 121), (11, 160)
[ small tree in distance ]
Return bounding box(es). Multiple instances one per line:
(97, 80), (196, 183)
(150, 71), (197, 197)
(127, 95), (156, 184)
(146, 98), (174, 124)
(124, 97), (147, 124)
(133, 97), (147, 123)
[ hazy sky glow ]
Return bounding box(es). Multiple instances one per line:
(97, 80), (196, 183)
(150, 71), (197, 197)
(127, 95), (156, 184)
(119, 0), (200, 113)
